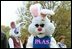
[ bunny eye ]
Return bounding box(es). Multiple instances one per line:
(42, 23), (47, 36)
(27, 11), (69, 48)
(40, 24), (44, 27)
(35, 24), (39, 27)
(14, 28), (19, 34)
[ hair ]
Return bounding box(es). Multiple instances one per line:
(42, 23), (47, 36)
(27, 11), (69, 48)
(59, 35), (65, 42)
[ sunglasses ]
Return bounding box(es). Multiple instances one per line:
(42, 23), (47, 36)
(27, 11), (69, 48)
(35, 24), (44, 27)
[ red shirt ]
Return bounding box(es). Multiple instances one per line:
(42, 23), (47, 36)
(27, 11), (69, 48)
(10, 36), (21, 48)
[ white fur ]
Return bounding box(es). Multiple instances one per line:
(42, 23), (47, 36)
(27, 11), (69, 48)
(28, 16), (54, 37)
(30, 3), (42, 17)
(30, 3), (55, 17)
(9, 28), (21, 37)
(45, 22), (55, 36)
(27, 3), (58, 48)
(40, 9), (55, 15)
(9, 38), (14, 48)
(9, 22), (24, 48)
(50, 37), (59, 48)
(9, 22), (25, 37)
(26, 35), (34, 48)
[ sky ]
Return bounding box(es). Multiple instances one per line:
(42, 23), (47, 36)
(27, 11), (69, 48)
(1, 1), (23, 27)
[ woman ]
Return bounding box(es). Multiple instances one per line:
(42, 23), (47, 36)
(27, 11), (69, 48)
(57, 35), (67, 48)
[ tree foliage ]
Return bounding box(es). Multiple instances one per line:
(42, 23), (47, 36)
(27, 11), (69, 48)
(1, 25), (10, 38)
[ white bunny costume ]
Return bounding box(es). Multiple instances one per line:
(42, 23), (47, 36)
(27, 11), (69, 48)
(26, 3), (58, 48)
(8, 22), (24, 48)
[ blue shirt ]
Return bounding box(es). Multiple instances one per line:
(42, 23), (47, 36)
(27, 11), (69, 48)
(33, 36), (51, 48)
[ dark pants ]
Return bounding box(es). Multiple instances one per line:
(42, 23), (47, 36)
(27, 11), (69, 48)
(1, 32), (8, 48)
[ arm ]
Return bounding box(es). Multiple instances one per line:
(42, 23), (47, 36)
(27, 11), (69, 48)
(8, 38), (14, 48)
(26, 35), (34, 48)
(20, 40), (23, 48)
(50, 37), (59, 48)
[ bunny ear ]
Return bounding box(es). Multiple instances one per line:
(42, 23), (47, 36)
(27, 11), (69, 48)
(30, 3), (42, 17)
(40, 9), (55, 16)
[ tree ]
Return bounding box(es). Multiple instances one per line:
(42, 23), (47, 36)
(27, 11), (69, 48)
(1, 25), (10, 38)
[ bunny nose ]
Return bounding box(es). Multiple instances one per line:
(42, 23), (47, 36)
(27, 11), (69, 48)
(38, 28), (42, 31)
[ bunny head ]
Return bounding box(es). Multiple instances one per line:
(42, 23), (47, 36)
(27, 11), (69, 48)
(9, 21), (21, 37)
(28, 3), (55, 38)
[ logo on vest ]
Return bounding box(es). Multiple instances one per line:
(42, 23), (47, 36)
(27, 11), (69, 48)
(35, 39), (49, 44)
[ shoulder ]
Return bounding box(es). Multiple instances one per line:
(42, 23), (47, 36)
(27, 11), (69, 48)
(50, 37), (59, 48)
(27, 35), (34, 43)
(8, 38), (14, 45)
(50, 37), (57, 45)
(51, 37), (56, 41)
(28, 35), (34, 40)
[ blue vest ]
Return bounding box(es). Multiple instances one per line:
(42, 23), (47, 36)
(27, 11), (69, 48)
(33, 36), (51, 48)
